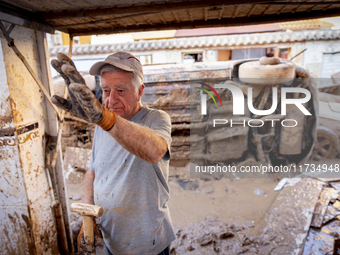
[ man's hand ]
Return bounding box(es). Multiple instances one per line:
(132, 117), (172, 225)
(51, 53), (116, 130)
(77, 219), (102, 254)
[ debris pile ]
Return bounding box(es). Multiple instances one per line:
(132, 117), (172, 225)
(61, 120), (95, 155)
(170, 217), (258, 255)
(303, 180), (340, 254)
(170, 178), (340, 254)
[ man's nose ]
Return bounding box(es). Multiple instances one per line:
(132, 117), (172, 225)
(108, 91), (118, 105)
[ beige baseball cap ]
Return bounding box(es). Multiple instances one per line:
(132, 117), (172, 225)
(89, 51), (143, 81)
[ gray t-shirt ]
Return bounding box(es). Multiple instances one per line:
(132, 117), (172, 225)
(88, 106), (175, 255)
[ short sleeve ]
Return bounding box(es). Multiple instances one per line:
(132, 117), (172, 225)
(88, 126), (98, 171)
(149, 110), (172, 161)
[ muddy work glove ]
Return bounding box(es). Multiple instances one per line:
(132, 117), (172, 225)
(77, 219), (103, 254)
(51, 53), (116, 131)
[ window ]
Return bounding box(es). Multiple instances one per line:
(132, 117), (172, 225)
(182, 53), (203, 63)
(266, 48), (275, 57)
(321, 52), (340, 78)
(231, 48), (266, 60)
(218, 50), (231, 61)
(73, 36), (80, 45)
(136, 55), (152, 65)
(278, 48), (290, 59)
(46, 31), (63, 47)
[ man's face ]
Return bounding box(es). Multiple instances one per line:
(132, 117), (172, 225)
(100, 71), (144, 120)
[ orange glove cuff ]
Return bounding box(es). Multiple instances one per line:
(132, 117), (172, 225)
(97, 105), (116, 131)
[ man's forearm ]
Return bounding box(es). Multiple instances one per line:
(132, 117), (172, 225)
(82, 170), (95, 204)
(107, 115), (168, 164)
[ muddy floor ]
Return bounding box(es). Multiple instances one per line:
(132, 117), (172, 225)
(67, 163), (282, 254)
(167, 164), (280, 238)
(65, 157), (340, 255)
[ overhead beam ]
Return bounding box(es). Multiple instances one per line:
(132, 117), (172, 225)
(172, 10), (180, 23)
(39, 0), (272, 20)
(218, 6), (225, 19)
(0, 3), (54, 33)
(267, 1), (340, 4)
(67, 8), (340, 36)
(247, 4), (257, 17)
(60, 0), (340, 30)
(158, 13), (167, 24)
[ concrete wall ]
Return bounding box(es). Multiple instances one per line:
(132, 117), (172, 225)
(0, 25), (61, 254)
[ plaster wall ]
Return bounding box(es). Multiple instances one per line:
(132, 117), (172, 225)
(303, 40), (340, 77)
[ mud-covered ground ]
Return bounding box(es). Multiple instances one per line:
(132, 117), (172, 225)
(67, 157), (340, 254)
(67, 163), (282, 254)
(168, 164), (279, 236)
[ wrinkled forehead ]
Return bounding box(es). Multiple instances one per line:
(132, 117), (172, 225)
(100, 71), (134, 89)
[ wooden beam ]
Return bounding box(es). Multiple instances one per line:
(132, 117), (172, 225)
(158, 13), (167, 24)
(143, 15), (153, 25)
(67, 8), (340, 36)
(310, 188), (336, 228)
(128, 17), (140, 26)
(232, 5), (239, 18)
(307, 0), (324, 12)
(291, 0), (307, 13)
(204, 8), (208, 21)
(172, 10), (180, 23)
(115, 19), (127, 27)
(255, 179), (324, 254)
(218, 6), (225, 20)
(261, 4), (272, 16)
(55, 11), (158, 29)
(266, 1), (340, 4)
(0, 3), (54, 33)
(39, 0), (272, 20)
(188, 9), (194, 22)
(276, 0), (292, 15)
(247, 4), (256, 17)
(322, 3), (333, 10)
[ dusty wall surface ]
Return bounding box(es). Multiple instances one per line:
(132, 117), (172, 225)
(303, 40), (340, 77)
(0, 25), (59, 254)
(0, 35), (35, 255)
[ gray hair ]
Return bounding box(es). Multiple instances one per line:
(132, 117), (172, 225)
(100, 64), (143, 90)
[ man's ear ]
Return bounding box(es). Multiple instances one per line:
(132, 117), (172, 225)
(138, 84), (145, 99)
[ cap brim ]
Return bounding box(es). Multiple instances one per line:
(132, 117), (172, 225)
(89, 61), (135, 76)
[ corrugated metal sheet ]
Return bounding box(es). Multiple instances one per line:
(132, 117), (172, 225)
(49, 29), (340, 56)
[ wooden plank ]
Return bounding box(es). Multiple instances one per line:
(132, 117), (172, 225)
(330, 182), (340, 191)
(302, 220), (340, 255)
(36, 31), (73, 253)
(68, 8), (340, 36)
(258, 178), (323, 255)
(310, 187), (334, 228)
(40, 0), (269, 20)
(322, 205), (340, 225)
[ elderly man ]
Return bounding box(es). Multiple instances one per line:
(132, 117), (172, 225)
(51, 52), (175, 255)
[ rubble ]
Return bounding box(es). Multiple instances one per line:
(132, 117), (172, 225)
(303, 180), (340, 255)
(170, 217), (257, 255)
(170, 178), (340, 254)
